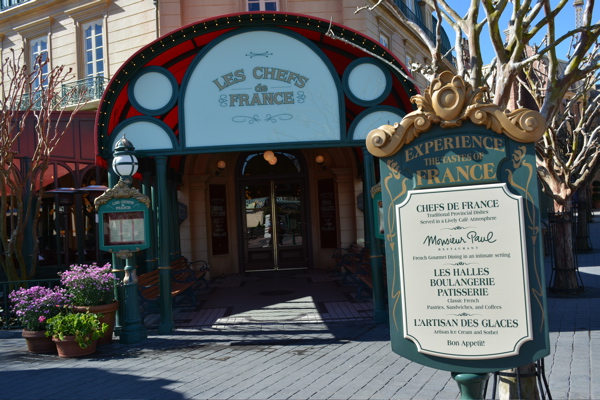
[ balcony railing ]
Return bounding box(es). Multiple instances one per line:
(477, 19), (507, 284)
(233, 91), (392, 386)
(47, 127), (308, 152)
(61, 75), (109, 107)
(393, 0), (455, 66)
(18, 76), (108, 110)
(1, 0), (31, 11)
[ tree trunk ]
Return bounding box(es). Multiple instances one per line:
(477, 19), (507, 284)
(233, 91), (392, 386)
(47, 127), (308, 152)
(550, 204), (581, 293)
(575, 186), (591, 252)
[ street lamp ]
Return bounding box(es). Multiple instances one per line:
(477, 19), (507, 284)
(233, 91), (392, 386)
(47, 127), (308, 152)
(112, 134), (139, 178)
(94, 133), (148, 344)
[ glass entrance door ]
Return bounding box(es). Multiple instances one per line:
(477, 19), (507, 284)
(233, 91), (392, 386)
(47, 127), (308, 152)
(239, 150), (309, 271)
(242, 179), (307, 271)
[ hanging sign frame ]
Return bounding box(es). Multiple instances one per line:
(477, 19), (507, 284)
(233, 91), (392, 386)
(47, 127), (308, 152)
(366, 72), (550, 373)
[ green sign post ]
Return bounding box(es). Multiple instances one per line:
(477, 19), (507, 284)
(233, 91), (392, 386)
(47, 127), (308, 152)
(95, 135), (150, 344)
(366, 72), (550, 397)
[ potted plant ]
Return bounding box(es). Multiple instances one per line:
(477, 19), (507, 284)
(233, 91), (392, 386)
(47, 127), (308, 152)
(8, 286), (71, 353)
(45, 311), (108, 357)
(58, 263), (119, 344)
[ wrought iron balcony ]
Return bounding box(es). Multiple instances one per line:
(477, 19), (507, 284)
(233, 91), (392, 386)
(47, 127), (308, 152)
(1, 0), (31, 11)
(20, 91), (54, 110)
(393, 0), (455, 66)
(61, 75), (109, 107)
(18, 76), (108, 110)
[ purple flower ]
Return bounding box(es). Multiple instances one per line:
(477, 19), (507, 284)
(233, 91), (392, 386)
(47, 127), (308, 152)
(58, 263), (117, 306)
(9, 286), (71, 331)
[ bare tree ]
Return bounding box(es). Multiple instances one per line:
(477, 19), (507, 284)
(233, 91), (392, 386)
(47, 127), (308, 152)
(354, 0), (600, 293)
(0, 49), (88, 281)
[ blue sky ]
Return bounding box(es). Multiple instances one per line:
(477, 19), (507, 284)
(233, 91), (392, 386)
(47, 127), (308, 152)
(442, 1), (600, 64)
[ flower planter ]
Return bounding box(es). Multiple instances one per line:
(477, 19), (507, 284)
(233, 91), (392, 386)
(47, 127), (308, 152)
(73, 301), (119, 345)
(52, 335), (97, 358)
(22, 330), (56, 354)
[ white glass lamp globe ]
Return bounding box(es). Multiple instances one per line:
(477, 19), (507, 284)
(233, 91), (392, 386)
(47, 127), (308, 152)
(112, 154), (139, 177)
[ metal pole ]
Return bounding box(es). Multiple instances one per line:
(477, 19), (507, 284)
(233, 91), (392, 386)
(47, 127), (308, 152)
(74, 191), (85, 264)
(156, 156), (174, 334)
(107, 163), (125, 335)
(119, 254), (147, 344)
(362, 149), (387, 323)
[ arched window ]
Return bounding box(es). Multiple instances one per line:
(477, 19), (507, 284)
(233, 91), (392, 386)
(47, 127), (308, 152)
(240, 151), (302, 176)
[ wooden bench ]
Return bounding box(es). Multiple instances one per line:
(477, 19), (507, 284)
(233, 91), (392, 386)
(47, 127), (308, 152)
(170, 257), (210, 289)
(333, 243), (386, 299)
(138, 257), (209, 322)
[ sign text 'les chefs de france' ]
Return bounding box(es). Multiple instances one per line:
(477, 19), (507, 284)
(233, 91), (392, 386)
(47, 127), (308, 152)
(212, 67), (309, 107)
(397, 184), (532, 360)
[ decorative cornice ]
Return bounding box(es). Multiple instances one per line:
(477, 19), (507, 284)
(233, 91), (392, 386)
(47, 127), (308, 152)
(366, 71), (546, 158)
(65, 0), (111, 21)
(14, 16), (53, 38)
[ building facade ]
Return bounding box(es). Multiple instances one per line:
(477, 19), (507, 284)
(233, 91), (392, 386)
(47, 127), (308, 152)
(2, 0), (454, 325)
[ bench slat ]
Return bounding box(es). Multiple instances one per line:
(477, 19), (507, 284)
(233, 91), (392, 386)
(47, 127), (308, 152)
(334, 243), (386, 299)
(137, 256), (210, 323)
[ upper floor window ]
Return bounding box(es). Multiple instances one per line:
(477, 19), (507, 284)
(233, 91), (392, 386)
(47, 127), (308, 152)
(247, 0), (278, 11)
(1, 0), (31, 11)
(83, 20), (104, 78)
(379, 33), (389, 48)
(30, 37), (48, 90)
(405, 54), (413, 70)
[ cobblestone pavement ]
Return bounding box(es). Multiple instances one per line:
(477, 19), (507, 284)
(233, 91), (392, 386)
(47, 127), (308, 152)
(1, 224), (599, 399)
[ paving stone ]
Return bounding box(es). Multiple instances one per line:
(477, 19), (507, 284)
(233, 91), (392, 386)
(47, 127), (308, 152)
(3, 219), (600, 399)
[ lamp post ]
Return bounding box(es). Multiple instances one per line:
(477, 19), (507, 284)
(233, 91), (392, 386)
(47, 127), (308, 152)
(95, 134), (148, 344)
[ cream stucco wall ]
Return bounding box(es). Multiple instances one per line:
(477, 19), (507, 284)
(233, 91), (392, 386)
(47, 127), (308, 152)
(0, 0), (439, 108)
(0, 0), (157, 111)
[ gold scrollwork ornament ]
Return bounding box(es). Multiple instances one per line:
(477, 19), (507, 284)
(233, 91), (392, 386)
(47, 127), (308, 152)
(94, 178), (151, 210)
(366, 71), (546, 158)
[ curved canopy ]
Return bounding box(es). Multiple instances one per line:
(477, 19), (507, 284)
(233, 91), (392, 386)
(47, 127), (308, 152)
(96, 12), (418, 161)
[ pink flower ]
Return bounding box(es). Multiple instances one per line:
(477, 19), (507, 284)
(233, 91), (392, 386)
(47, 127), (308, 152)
(38, 316), (46, 323)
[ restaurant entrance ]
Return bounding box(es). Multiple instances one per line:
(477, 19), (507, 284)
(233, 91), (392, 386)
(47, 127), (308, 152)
(238, 151), (308, 271)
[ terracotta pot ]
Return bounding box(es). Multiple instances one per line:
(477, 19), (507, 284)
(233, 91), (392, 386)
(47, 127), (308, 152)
(52, 335), (97, 358)
(22, 329), (56, 354)
(73, 301), (119, 345)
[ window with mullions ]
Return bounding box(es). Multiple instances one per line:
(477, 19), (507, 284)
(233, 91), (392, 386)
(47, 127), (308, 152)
(30, 37), (48, 90)
(1, 0), (29, 11)
(83, 20), (104, 78)
(247, 0), (278, 11)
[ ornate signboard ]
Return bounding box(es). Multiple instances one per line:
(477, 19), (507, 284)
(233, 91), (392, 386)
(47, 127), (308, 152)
(366, 72), (550, 373)
(96, 180), (151, 256)
(182, 29), (343, 148)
